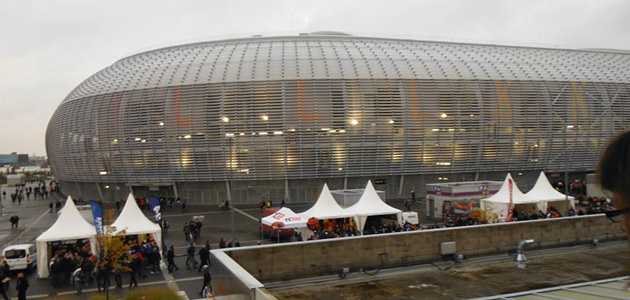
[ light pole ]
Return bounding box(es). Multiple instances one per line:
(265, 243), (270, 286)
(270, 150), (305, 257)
(228, 134), (235, 239)
(564, 102), (570, 215)
(222, 116), (235, 239)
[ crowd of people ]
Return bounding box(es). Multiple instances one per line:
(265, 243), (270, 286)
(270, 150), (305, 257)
(2, 180), (59, 205)
(183, 218), (203, 242)
(45, 236), (164, 295)
(47, 243), (95, 292)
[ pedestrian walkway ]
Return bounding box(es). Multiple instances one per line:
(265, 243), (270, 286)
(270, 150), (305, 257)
(0, 183), (59, 247)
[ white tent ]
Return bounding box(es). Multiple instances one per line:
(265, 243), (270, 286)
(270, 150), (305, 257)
(526, 171), (575, 214)
(345, 181), (402, 233)
(481, 173), (540, 220)
(261, 207), (308, 228)
(110, 193), (162, 255)
(299, 184), (356, 220)
(36, 196), (98, 278)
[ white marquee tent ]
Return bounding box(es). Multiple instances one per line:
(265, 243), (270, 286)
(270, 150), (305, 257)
(481, 173), (540, 219)
(110, 193), (162, 255)
(299, 184), (356, 220)
(36, 197), (98, 278)
(526, 171), (575, 214)
(345, 181), (402, 233)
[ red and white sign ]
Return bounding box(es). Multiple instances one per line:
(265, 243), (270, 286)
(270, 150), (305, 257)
(507, 179), (514, 222)
(261, 207), (308, 228)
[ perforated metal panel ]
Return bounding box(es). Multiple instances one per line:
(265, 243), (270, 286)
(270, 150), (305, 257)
(46, 35), (630, 185)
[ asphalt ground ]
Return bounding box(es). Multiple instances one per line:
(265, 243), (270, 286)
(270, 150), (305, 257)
(0, 183), (431, 299)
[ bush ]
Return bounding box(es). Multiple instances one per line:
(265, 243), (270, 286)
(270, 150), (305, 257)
(124, 287), (180, 300)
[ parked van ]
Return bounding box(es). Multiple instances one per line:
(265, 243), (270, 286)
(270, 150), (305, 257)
(2, 244), (37, 273)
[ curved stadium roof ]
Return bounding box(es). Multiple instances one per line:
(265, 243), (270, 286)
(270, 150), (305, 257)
(65, 34), (630, 103)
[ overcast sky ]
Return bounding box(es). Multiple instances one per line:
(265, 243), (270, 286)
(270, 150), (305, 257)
(1, 0), (629, 157)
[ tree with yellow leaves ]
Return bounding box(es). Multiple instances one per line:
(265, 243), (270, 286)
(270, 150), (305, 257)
(96, 209), (134, 300)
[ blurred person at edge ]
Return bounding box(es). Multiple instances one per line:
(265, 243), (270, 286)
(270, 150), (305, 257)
(597, 130), (630, 290)
(597, 129), (630, 288)
(597, 130), (630, 236)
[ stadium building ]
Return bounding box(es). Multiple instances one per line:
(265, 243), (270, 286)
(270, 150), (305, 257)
(46, 32), (630, 204)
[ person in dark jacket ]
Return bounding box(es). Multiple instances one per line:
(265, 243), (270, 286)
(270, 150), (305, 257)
(198, 242), (210, 272)
(96, 263), (108, 292)
(129, 258), (138, 287)
(167, 245), (179, 273)
(199, 265), (212, 296)
(186, 243), (197, 269)
(16, 273), (29, 300)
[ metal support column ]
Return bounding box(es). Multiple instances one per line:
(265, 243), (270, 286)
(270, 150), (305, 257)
(284, 179), (290, 202)
(398, 175), (405, 196)
(95, 182), (104, 200)
(172, 182), (179, 199)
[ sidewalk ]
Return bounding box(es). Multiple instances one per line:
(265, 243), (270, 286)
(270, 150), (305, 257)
(0, 183), (61, 248)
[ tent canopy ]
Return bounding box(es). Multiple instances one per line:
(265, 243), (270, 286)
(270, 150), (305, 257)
(346, 181), (402, 233)
(526, 171), (575, 202)
(111, 193), (161, 236)
(36, 196), (97, 242)
(36, 196), (98, 278)
(346, 181), (402, 217)
(481, 173), (539, 205)
(299, 184), (356, 220)
(261, 207), (308, 228)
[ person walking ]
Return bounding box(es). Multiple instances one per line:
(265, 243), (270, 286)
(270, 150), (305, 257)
(163, 219), (169, 235)
(49, 201), (54, 213)
(0, 264), (9, 300)
(129, 258), (138, 287)
(72, 267), (83, 295)
(199, 265), (212, 296)
(95, 263), (107, 292)
(198, 242), (210, 272)
(202, 283), (212, 298)
(183, 223), (191, 242)
(16, 273), (29, 300)
(182, 199), (188, 213)
(9, 216), (19, 229)
(114, 269), (122, 288)
(186, 242), (197, 269)
(167, 245), (179, 273)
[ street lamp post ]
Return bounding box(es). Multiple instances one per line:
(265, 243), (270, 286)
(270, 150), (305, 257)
(229, 135), (235, 239)
(564, 102), (570, 215)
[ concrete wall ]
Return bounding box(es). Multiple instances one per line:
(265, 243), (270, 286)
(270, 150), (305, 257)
(210, 250), (277, 300)
(59, 170), (587, 204)
(225, 215), (624, 283)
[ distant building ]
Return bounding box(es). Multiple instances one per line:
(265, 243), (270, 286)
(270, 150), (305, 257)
(0, 153), (19, 165)
(17, 154), (29, 165)
(28, 155), (48, 167)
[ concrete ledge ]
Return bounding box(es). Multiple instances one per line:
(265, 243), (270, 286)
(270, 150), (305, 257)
(224, 214), (625, 283)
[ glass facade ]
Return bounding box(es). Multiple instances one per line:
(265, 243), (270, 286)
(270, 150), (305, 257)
(46, 35), (630, 203)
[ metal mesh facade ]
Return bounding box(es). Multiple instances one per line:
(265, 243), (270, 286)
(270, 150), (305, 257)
(46, 34), (630, 202)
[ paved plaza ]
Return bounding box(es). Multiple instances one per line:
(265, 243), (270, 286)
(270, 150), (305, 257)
(0, 182), (429, 299)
